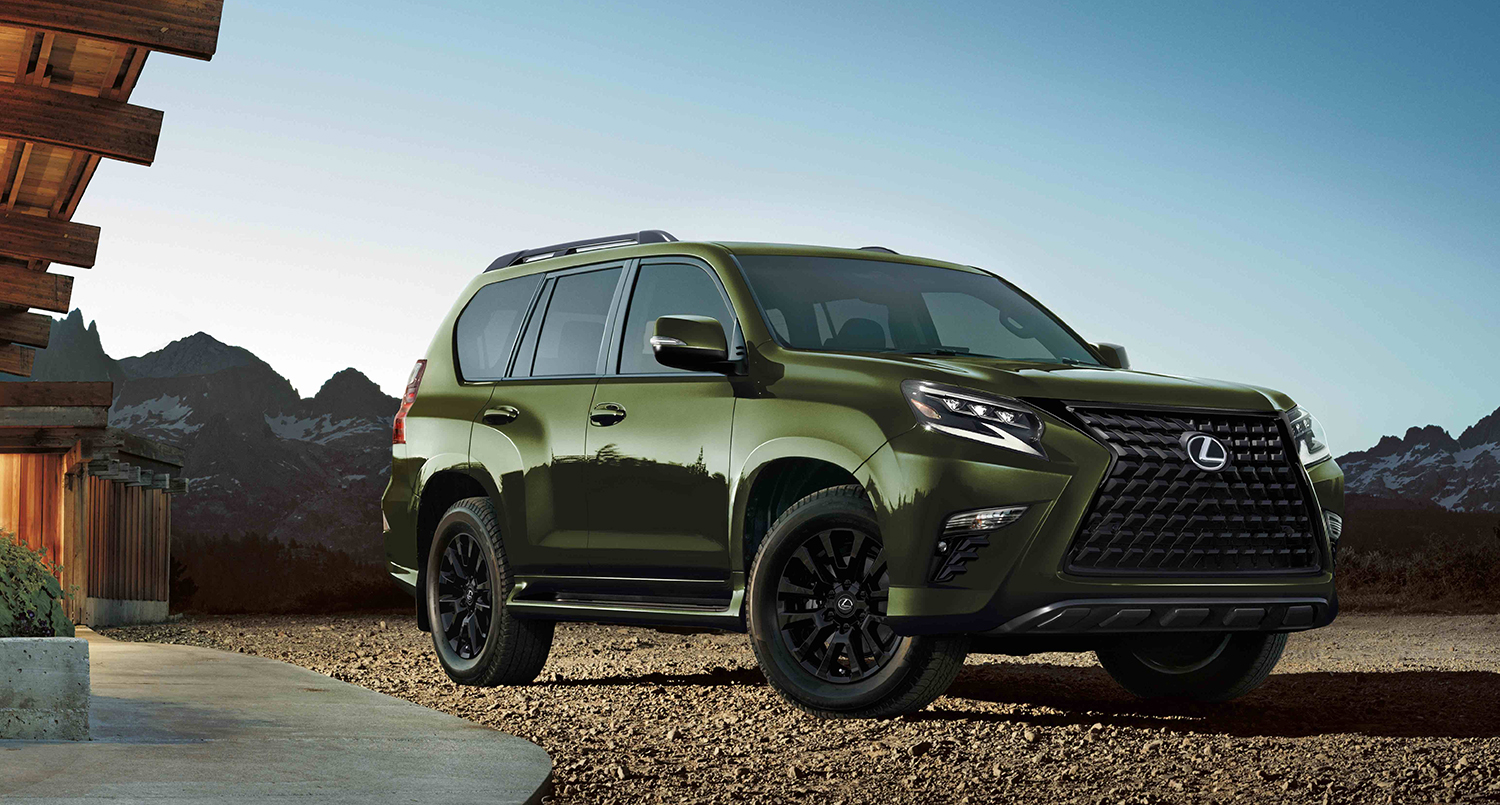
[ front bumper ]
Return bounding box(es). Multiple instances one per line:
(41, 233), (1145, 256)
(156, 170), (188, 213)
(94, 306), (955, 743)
(868, 419), (1343, 637)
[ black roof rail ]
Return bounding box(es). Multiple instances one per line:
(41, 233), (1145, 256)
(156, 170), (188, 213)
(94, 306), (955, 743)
(485, 230), (677, 272)
(858, 246), (898, 254)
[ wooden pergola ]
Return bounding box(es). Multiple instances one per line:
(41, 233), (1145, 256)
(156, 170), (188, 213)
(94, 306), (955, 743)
(0, 0), (223, 376)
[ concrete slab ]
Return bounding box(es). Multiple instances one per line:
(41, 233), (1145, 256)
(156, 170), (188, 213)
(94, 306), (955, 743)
(0, 629), (551, 804)
(0, 637), (89, 740)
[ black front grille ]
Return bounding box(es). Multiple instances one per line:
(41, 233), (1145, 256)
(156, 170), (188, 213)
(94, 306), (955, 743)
(1065, 406), (1321, 574)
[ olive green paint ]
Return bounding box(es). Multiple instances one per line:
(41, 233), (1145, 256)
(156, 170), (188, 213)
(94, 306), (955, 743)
(382, 240), (1341, 636)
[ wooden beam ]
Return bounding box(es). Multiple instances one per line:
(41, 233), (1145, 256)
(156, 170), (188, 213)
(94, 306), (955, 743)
(0, 342), (35, 376)
(3, 142), (35, 209)
(0, 309), (52, 348)
(0, 211), (99, 267)
(0, 264), (72, 312)
(0, 82), (163, 166)
(0, 426), (93, 450)
(0, 0), (224, 61)
(0, 381), (114, 407)
(57, 155), (102, 221)
(0, 405), (108, 428)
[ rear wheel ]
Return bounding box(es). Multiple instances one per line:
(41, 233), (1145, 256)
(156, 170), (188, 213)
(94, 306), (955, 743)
(748, 485), (969, 719)
(1096, 631), (1287, 701)
(426, 497), (552, 686)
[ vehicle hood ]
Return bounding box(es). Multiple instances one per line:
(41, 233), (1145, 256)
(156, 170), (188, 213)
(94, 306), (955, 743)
(892, 355), (1295, 412)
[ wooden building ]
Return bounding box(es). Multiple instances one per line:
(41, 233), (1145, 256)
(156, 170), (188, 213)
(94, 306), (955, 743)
(0, 0), (223, 373)
(0, 381), (188, 625)
(0, 3), (221, 624)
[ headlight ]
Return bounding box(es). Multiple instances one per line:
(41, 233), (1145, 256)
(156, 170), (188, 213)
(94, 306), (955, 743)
(902, 380), (1046, 457)
(1286, 406), (1331, 467)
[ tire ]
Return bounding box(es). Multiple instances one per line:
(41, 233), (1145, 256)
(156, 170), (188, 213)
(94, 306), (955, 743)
(747, 485), (969, 719)
(1096, 631), (1287, 702)
(425, 496), (553, 686)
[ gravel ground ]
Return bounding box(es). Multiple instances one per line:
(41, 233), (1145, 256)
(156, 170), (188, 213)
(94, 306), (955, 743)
(102, 614), (1500, 805)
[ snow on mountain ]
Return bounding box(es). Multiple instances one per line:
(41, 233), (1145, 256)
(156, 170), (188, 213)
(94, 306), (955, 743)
(1337, 407), (1500, 513)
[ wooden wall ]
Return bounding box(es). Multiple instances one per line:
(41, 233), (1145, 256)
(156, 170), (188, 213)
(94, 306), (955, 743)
(0, 451), (169, 613)
(0, 452), (66, 564)
(86, 476), (169, 602)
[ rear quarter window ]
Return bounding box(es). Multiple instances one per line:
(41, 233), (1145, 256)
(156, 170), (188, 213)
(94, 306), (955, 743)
(455, 273), (542, 381)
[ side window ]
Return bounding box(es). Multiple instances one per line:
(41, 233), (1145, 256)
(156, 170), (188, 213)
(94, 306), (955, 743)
(529, 267), (622, 376)
(619, 263), (734, 374)
(454, 273), (542, 381)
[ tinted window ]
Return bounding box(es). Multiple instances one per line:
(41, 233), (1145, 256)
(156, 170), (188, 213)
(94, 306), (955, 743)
(530, 267), (621, 376)
(738, 255), (1100, 366)
(619, 263), (734, 374)
(454, 274), (542, 381)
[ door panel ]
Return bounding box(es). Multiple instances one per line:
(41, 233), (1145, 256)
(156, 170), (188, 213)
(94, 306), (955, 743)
(584, 259), (739, 582)
(584, 375), (735, 580)
(470, 263), (623, 576)
(473, 378), (598, 575)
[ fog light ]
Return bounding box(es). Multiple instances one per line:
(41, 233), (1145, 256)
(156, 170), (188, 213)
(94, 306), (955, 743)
(931, 506), (1028, 584)
(1325, 511), (1342, 559)
(945, 506), (1027, 533)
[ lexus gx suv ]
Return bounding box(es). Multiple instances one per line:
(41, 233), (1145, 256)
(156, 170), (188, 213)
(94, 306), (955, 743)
(382, 230), (1342, 719)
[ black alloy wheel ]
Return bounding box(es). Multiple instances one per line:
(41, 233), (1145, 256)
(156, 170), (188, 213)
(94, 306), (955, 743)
(774, 525), (899, 684)
(436, 529), (492, 660)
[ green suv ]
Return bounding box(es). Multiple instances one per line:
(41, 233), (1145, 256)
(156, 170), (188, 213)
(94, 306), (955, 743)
(382, 231), (1342, 718)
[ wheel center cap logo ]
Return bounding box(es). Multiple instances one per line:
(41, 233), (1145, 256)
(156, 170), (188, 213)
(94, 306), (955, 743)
(835, 596), (855, 614)
(1183, 432), (1230, 471)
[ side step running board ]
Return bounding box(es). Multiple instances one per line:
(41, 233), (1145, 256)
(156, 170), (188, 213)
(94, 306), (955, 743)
(506, 587), (746, 633)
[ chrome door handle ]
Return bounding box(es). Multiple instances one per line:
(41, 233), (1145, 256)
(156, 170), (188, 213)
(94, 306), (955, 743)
(481, 406), (519, 426)
(589, 402), (626, 427)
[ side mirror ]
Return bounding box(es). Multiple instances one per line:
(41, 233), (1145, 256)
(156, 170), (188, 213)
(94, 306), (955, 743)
(1094, 342), (1130, 370)
(651, 315), (728, 371)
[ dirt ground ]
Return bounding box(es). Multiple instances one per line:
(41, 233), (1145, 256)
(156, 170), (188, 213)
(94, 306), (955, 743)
(102, 614), (1500, 805)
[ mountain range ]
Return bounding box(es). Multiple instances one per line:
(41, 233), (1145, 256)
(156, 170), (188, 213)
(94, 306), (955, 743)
(4, 310), (397, 561)
(1337, 410), (1500, 513)
(7, 310), (1496, 563)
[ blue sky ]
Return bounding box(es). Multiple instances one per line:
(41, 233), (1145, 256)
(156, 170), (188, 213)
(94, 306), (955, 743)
(68, 1), (1499, 452)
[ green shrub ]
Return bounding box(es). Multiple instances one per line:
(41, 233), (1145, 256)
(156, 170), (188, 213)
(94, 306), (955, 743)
(0, 529), (74, 638)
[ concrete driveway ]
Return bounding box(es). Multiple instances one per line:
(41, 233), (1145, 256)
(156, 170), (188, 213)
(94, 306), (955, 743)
(0, 628), (551, 804)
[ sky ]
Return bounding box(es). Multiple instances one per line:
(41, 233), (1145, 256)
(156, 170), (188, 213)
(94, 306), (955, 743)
(65, 1), (1500, 453)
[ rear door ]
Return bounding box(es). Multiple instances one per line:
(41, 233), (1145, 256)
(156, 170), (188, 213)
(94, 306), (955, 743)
(469, 262), (627, 576)
(584, 257), (739, 585)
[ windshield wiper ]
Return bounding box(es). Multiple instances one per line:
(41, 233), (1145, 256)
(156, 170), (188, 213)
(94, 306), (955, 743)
(902, 348), (998, 358)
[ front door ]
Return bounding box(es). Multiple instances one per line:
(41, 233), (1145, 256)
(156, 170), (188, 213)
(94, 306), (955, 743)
(585, 259), (738, 583)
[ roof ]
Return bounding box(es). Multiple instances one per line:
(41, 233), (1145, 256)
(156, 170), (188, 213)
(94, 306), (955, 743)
(0, 1), (224, 377)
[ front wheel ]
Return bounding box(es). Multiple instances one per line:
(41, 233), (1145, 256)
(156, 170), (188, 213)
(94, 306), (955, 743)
(425, 497), (553, 686)
(1096, 631), (1287, 701)
(747, 485), (969, 719)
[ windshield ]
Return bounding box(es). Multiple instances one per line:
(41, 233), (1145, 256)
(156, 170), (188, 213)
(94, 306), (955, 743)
(736, 255), (1102, 366)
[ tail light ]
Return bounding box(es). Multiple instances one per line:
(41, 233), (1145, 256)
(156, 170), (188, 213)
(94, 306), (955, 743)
(392, 359), (426, 445)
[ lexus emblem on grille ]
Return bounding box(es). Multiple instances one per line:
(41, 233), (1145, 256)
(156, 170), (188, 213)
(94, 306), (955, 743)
(1183, 433), (1230, 471)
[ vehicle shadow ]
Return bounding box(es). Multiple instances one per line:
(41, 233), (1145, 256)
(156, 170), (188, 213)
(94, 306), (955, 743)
(933, 661), (1500, 739)
(550, 661), (1500, 739)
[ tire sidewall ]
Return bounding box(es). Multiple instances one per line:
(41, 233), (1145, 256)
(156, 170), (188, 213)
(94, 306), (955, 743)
(426, 504), (505, 683)
(748, 494), (920, 712)
(1099, 632), (1285, 700)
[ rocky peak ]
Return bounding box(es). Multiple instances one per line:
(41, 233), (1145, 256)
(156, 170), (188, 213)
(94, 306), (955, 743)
(310, 368), (398, 421)
(119, 331), (266, 380)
